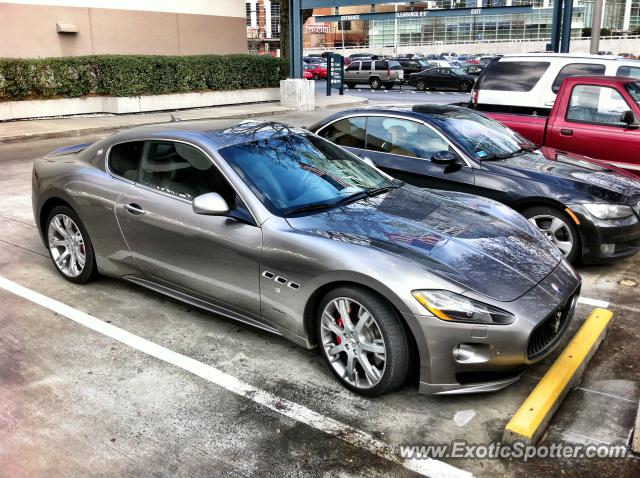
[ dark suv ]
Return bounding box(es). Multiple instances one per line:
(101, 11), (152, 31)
(390, 57), (432, 79)
(344, 59), (404, 90)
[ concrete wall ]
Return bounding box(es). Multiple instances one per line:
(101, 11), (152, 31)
(305, 37), (640, 56)
(0, 1), (247, 58)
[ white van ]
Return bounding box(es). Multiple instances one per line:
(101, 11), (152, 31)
(471, 53), (640, 114)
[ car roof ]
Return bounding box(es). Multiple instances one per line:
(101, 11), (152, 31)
(104, 120), (308, 149)
(560, 75), (639, 85)
(500, 52), (638, 62)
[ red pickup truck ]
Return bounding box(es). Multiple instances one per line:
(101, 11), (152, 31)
(484, 76), (640, 175)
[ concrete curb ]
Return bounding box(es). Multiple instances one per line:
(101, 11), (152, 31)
(0, 97), (367, 143)
(503, 308), (613, 445)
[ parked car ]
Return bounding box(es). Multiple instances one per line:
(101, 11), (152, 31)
(408, 67), (476, 92)
(390, 57), (432, 77)
(461, 64), (483, 76)
(484, 76), (640, 176)
(312, 105), (640, 263)
(304, 63), (327, 80)
(34, 120), (581, 397)
(303, 69), (313, 80)
(471, 53), (640, 114)
(344, 59), (404, 90)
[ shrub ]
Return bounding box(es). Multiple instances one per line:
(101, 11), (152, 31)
(0, 54), (289, 101)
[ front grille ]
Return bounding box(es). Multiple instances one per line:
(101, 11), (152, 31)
(527, 293), (577, 360)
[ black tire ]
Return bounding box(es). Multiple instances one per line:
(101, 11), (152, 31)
(45, 205), (99, 284)
(459, 80), (472, 92)
(316, 286), (410, 396)
(369, 77), (382, 90)
(522, 206), (580, 264)
(313, 73), (320, 80)
(415, 79), (426, 91)
(383, 83), (394, 90)
(346, 82), (356, 89)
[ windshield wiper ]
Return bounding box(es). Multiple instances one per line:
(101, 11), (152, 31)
(285, 184), (402, 216)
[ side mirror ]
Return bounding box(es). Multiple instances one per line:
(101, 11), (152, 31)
(431, 151), (459, 165)
(620, 110), (639, 128)
(193, 192), (229, 216)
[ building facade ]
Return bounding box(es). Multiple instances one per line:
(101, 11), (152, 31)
(0, 0), (247, 58)
(304, 0), (640, 49)
(246, 0), (281, 55)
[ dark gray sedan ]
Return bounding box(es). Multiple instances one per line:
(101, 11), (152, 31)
(32, 120), (580, 396)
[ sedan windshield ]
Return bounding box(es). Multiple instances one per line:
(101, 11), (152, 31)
(219, 134), (397, 216)
(436, 110), (536, 160)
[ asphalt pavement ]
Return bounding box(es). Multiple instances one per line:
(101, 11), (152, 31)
(1, 109), (639, 477)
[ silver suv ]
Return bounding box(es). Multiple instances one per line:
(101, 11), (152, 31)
(344, 59), (404, 90)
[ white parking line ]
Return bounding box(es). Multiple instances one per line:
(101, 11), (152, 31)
(577, 297), (610, 309)
(0, 275), (471, 478)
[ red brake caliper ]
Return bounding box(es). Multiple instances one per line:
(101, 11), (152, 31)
(335, 317), (343, 344)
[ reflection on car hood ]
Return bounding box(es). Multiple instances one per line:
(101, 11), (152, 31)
(494, 148), (640, 200)
(286, 185), (562, 302)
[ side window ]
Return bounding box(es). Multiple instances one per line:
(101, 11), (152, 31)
(617, 65), (640, 79)
(477, 61), (550, 92)
(317, 117), (366, 149)
(361, 61), (371, 71)
(365, 117), (451, 159)
(566, 85), (632, 126)
(374, 60), (385, 70)
(346, 62), (360, 72)
(138, 141), (236, 203)
(552, 63), (606, 93)
(108, 141), (144, 180)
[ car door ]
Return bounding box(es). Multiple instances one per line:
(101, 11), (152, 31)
(547, 83), (640, 171)
(113, 139), (262, 317)
(361, 116), (475, 191)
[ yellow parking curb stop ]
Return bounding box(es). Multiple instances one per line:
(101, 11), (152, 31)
(503, 308), (613, 445)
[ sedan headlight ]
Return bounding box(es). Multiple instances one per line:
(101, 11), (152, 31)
(583, 203), (633, 220)
(412, 290), (514, 325)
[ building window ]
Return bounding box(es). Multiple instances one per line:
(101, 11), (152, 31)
(271, 2), (280, 36)
(339, 20), (352, 31)
(246, 2), (252, 26)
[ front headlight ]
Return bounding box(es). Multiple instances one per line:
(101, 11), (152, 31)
(583, 203), (633, 220)
(412, 290), (514, 325)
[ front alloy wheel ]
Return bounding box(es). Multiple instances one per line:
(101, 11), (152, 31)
(523, 206), (579, 263)
(317, 287), (409, 396)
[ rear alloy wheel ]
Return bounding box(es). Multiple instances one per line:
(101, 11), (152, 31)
(46, 206), (98, 283)
(383, 83), (394, 90)
(415, 79), (427, 91)
(369, 77), (382, 90)
(317, 287), (409, 396)
(346, 83), (356, 89)
(460, 80), (472, 92)
(523, 206), (580, 263)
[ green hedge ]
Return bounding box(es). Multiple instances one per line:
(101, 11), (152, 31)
(0, 54), (289, 101)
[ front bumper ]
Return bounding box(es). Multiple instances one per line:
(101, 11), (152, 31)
(406, 260), (581, 395)
(569, 205), (640, 263)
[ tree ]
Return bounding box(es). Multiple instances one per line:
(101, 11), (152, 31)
(279, 0), (314, 59)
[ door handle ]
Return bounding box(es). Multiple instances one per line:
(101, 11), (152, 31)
(125, 203), (145, 215)
(559, 128), (573, 136)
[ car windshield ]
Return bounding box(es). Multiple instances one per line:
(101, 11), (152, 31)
(625, 81), (640, 107)
(219, 133), (397, 216)
(437, 110), (536, 160)
(451, 68), (466, 76)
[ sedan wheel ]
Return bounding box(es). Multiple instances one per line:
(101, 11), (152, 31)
(460, 80), (471, 92)
(415, 79), (426, 91)
(317, 287), (409, 396)
(523, 206), (579, 263)
(46, 206), (98, 283)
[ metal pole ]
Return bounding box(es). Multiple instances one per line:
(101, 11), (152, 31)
(560, 0), (574, 53)
(289, 0), (303, 78)
(590, 0), (604, 54)
(550, 0), (563, 53)
(394, 3), (398, 56)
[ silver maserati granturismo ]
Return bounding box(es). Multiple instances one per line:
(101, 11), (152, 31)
(32, 120), (581, 396)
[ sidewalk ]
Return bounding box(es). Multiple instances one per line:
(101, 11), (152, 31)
(0, 94), (366, 143)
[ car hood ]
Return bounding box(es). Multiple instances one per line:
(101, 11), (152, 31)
(286, 185), (562, 302)
(488, 147), (640, 202)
